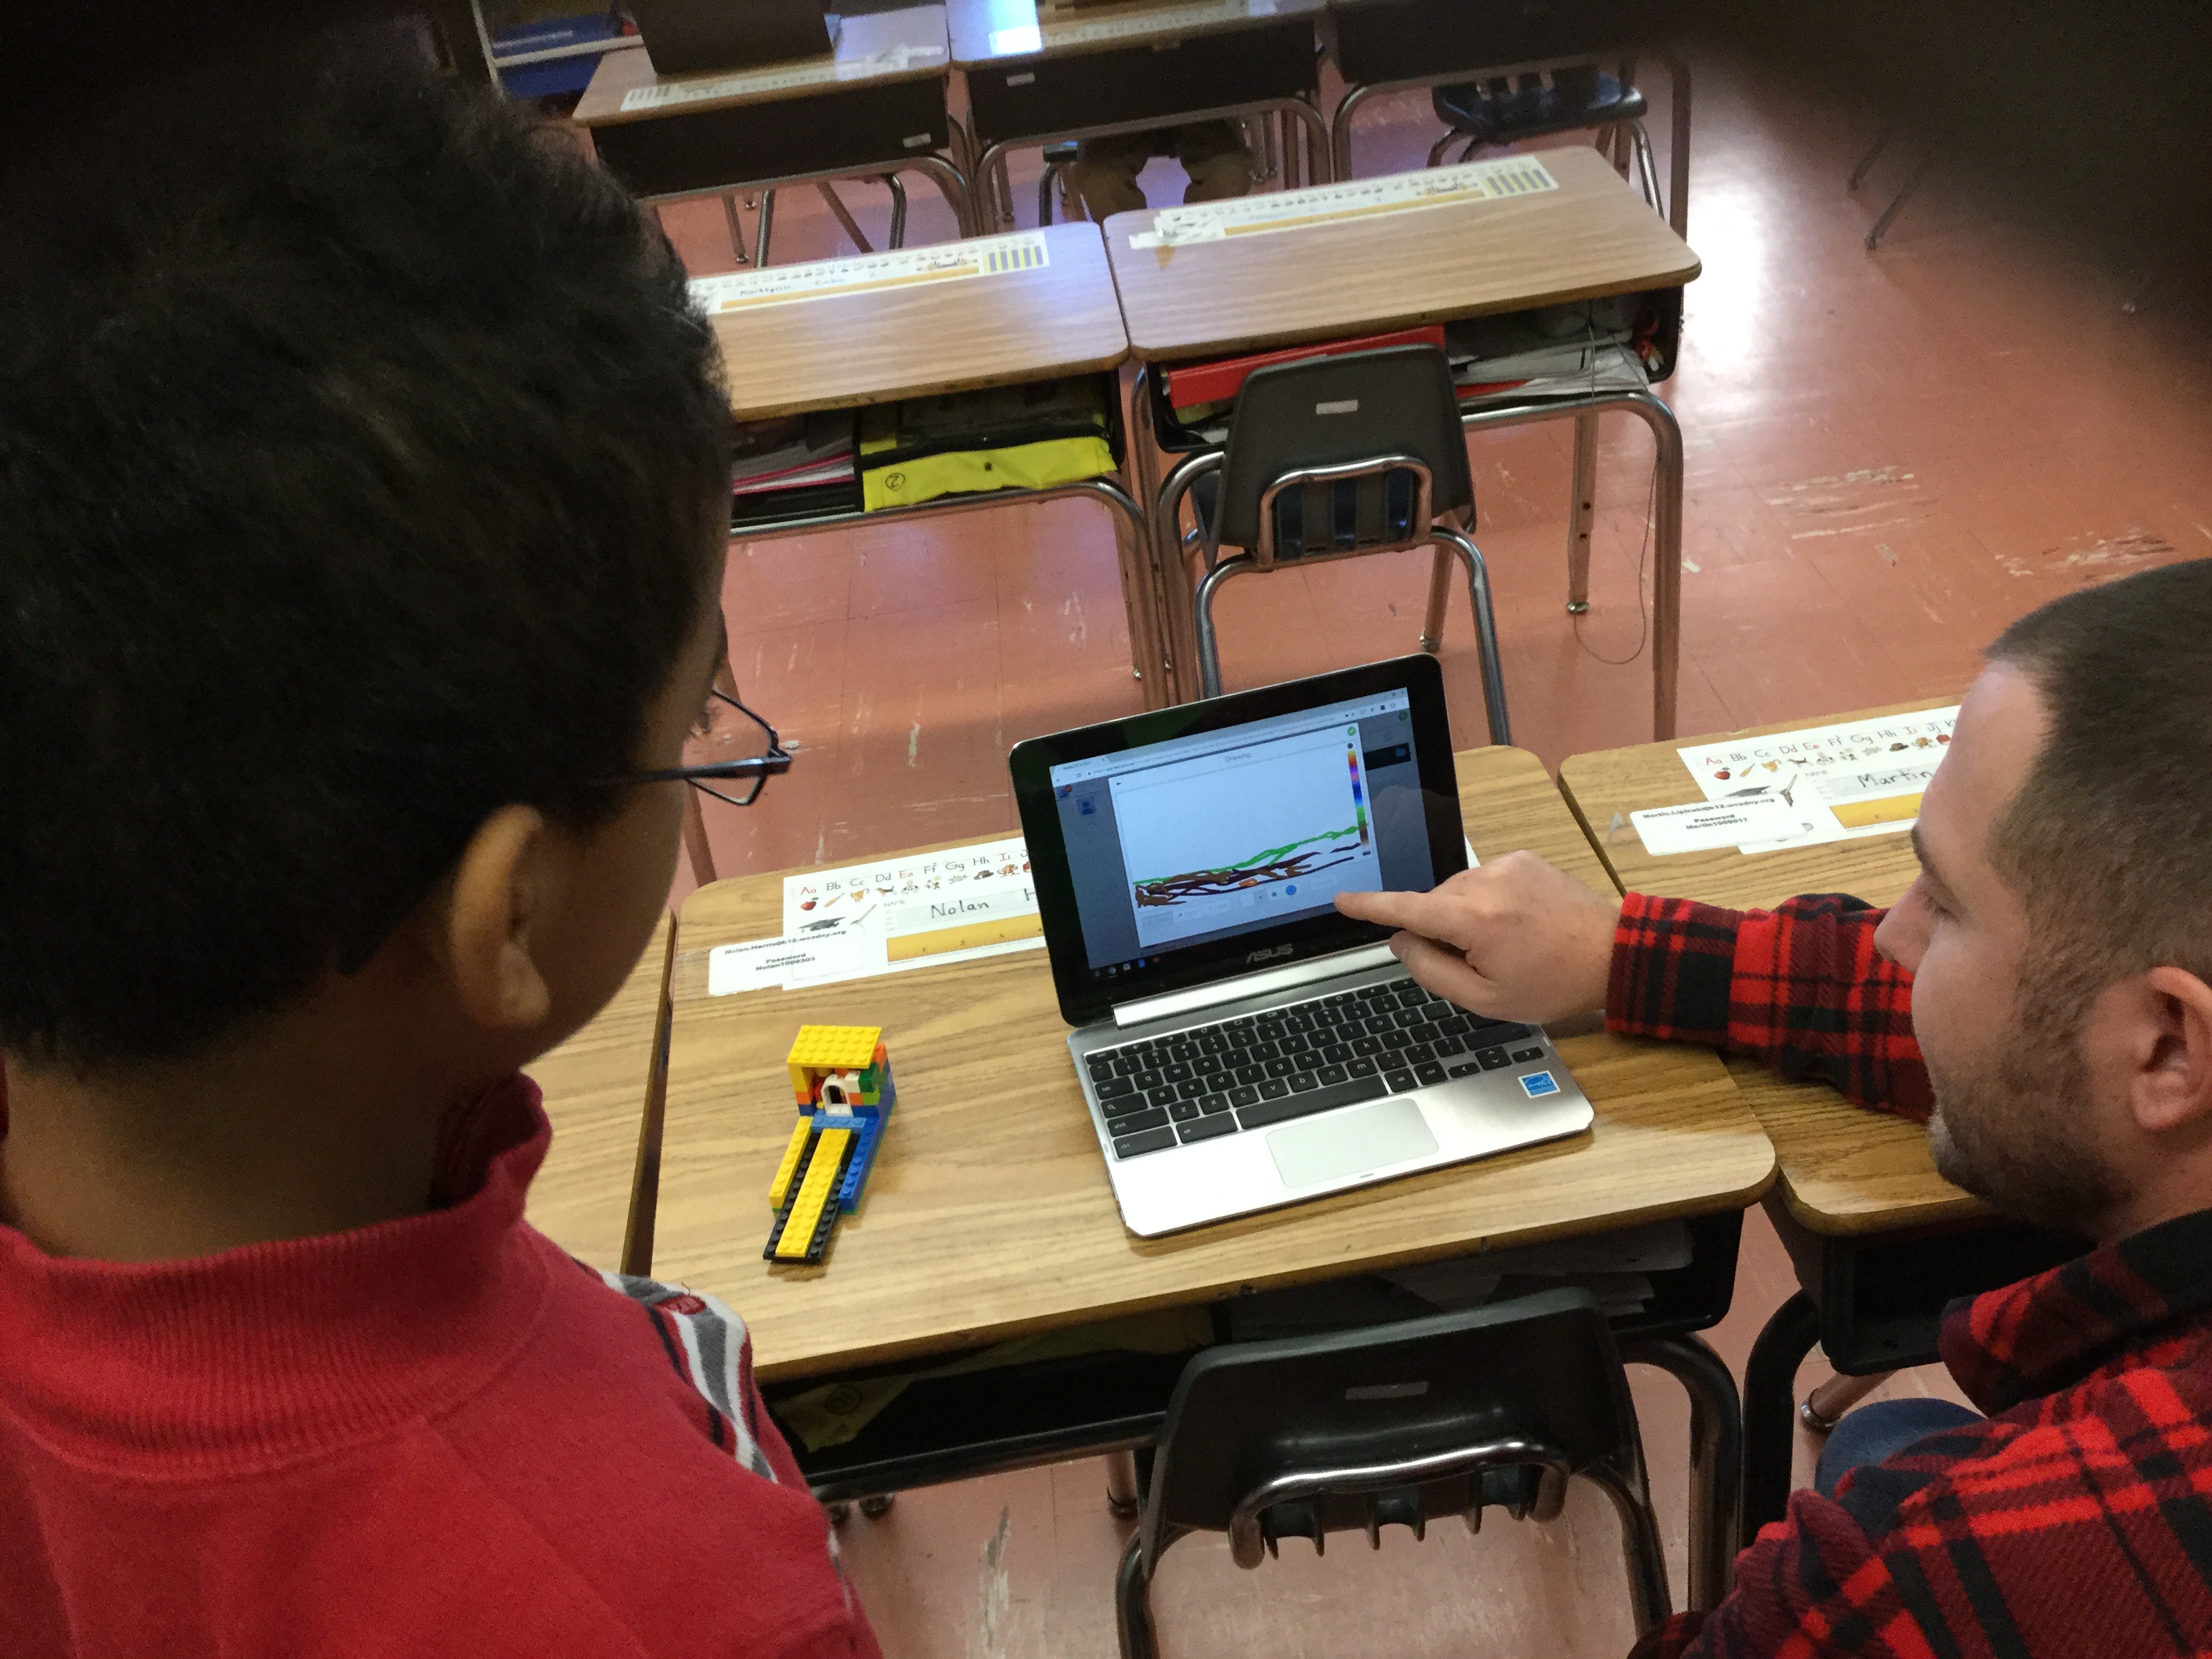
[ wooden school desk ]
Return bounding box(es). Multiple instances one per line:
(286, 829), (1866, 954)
(950, 0), (1334, 227)
(707, 220), (1171, 704)
(1557, 704), (2082, 1544)
(573, 7), (971, 263)
(524, 912), (676, 1277)
(1105, 144), (1702, 731)
(652, 747), (1775, 1609)
(1322, 0), (1692, 239)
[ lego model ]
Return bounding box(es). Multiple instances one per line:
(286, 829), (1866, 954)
(764, 1025), (897, 1265)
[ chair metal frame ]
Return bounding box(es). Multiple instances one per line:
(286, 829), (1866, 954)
(963, 97), (1332, 232)
(1113, 1306), (1677, 1659)
(1189, 453), (1511, 746)
(1431, 111), (1662, 223)
(1331, 49), (1690, 241)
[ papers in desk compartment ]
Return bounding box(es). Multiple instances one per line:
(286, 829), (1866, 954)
(1457, 342), (1650, 403)
(1676, 705), (1959, 854)
(687, 232), (1048, 315)
(1127, 155), (1557, 248)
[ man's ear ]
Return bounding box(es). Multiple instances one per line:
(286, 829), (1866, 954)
(2125, 967), (2212, 1136)
(441, 804), (560, 1033)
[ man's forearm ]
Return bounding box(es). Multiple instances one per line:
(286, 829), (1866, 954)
(1605, 893), (1932, 1121)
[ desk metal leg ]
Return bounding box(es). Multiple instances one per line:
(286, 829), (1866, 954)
(1622, 1334), (1742, 1612)
(1568, 409), (1598, 614)
(1742, 1290), (1821, 1549)
(1105, 1449), (1140, 1517)
(886, 175), (909, 247)
(1152, 447), (1226, 704)
(1460, 387), (1683, 739)
(1801, 1370), (1889, 1432)
(1077, 474), (1169, 711)
(815, 181), (874, 253)
(1330, 80), (1384, 181)
(718, 194), (752, 265)
(1289, 96), (1332, 184)
(1662, 54), (1692, 239)
(754, 189), (776, 266)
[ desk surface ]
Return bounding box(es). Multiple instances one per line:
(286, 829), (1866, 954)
(1104, 144), (1700, 362)
(653, 746), (1771, 1384)
(523, 912), (676, 1273)
(1559, 700), (1980, 1237)
(950, 0), (1323, 64)
(573, 7), (949, 126)
(1556, 697), (1951, 912)
(712, 222), (1130, 420)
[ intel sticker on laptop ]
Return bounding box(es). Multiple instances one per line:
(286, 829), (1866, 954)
(1519, 1071), (1561, 1099)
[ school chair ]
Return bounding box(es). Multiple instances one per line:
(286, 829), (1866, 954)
(1114, 1288), (1671, 1659)
(1429, 65), (1663, 220)
(1181, 345), (1511, 743)
(1037, 141), (1084, 224)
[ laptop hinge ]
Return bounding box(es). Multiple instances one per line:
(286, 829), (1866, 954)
(1110, 943), (1397, 1030)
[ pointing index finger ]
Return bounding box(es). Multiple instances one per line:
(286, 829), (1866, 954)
(1334, 887), (1448, 934)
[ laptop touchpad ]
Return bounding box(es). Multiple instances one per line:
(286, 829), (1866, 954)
(1268, 1099), (1439, 1189)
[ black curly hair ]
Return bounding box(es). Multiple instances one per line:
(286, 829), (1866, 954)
(0, 24), (730, 1067)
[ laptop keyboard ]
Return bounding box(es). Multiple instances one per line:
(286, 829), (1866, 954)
(1084, 976), (1547, 1160)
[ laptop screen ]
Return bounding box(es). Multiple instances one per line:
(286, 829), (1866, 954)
(1010, 656), (1466, 1027)
(1046, 687), (1433, 972)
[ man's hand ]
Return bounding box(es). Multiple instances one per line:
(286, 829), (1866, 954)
(1334, 851), (1623, 1024)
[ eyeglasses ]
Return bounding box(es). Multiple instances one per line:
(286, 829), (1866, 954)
(598, 687), (793, 808)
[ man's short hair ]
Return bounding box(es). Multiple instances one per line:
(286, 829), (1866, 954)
(0, 37), (729, 1069)
(1986, 559), (2212, 989)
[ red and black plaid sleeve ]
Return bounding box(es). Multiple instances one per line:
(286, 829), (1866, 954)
(1605, 892), (1931, 1122)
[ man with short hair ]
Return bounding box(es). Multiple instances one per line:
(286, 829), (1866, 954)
(1340, 558), (2212, 1657)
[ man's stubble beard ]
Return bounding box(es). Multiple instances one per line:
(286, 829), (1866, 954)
(1924, 962), (2123, 1237)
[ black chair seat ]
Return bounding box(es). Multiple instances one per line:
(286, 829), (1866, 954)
(1433, 70), (1645, 146)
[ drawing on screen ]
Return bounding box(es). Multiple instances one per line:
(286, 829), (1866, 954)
(1132, 823), (1364, 908)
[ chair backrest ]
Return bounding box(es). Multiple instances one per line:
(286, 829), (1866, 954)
(1139, 1288), (1643, 1568)
(1213, 345), (1473, 557)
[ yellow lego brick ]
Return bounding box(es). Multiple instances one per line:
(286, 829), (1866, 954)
(785, 1024), (883, 1096)
(768, 1118), (813, 1210)
(774, 1127), (852, 1261)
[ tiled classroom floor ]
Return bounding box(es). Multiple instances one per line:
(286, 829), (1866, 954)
(640, 45), (2212, 1658)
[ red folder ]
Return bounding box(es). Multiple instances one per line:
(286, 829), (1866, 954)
(1165, 325), (1449, 412)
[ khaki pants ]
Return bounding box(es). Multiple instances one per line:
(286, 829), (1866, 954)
(1059, 121), (1254, 221)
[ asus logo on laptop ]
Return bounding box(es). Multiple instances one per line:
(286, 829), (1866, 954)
(1246, 945), (1294, 964)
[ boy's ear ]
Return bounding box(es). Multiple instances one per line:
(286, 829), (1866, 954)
(441, 804), (560, 1033)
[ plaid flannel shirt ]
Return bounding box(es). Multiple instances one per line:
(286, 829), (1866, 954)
(1607, 893), (2212, 1658)
(1607, 890), (1932, 1122)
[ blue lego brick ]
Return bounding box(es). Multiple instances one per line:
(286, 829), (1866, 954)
(834, 1115), (885, 1212)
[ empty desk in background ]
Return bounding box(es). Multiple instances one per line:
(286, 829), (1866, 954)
(651, 745), (1774, 1610)
(702, 222), (1168, 705)
(525, 912), (676, 1276)
(573, 7), (972, 262)
(1104, 144), (1700, 727)
(951, 0), (1333, 225)
(1322, 0), (1691, 237)
(1557, 702), (2081, 1547)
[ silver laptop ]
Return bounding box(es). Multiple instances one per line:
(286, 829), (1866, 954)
(1010, 656), (1594, 1237)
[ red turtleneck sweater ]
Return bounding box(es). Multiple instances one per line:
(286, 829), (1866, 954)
(0, 1073), (882, 1659)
